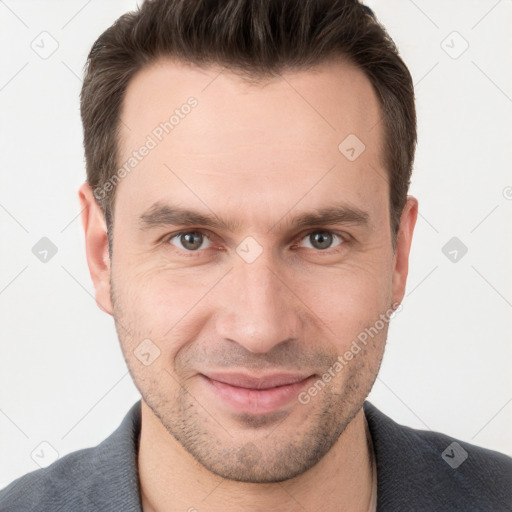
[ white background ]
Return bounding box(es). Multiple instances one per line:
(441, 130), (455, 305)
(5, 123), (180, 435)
(0, 0), (511, 489)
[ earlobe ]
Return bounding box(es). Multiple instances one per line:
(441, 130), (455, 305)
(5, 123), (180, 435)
(78, 183), (113, 315)
(391, 196), (418, 306)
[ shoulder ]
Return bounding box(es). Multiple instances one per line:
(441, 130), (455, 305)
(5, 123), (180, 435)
(364, 401), (512, 511)
(0, 445), (101, 512)
(0, 401), (142, 512)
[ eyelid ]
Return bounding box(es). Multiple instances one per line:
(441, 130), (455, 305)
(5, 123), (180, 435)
(293, 229), (349, 251)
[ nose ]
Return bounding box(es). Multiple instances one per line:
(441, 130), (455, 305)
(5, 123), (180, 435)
(214, 254), (303, 354)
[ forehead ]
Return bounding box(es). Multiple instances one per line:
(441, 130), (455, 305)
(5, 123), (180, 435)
(115, 57), (387, 227)
(120, 57), (382, 149)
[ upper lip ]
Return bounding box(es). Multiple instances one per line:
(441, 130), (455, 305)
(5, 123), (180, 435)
(203, 372), (313, 390)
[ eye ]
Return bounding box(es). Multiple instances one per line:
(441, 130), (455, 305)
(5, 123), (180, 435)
(165, 229), (346, 254)
(298, 231), (345, 251)
(168, 231), (211, 251)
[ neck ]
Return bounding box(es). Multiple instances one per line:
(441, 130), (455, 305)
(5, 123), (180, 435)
(138, 402), (373, 512)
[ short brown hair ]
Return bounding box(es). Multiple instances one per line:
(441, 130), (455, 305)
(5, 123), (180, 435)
(81, 0), (416, 240)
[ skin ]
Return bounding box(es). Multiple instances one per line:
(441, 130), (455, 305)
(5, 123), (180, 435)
(80, 57), (417, 511)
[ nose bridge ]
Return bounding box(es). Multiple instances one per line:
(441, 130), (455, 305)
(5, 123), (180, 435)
(215, 253), (301, 354)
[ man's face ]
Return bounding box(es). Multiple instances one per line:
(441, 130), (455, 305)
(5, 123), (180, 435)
(90, 58), (415, 482)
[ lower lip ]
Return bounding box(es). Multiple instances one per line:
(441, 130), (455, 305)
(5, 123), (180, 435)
(201, 375), (315, 415)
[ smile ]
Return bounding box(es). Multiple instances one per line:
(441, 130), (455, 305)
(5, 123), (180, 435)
(200, 372), (315, 415)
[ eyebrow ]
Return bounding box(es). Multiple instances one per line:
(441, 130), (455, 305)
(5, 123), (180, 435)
(139, 202), (370, 233)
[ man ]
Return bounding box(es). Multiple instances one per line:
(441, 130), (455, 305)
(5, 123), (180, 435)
(1, 0), (511, 510)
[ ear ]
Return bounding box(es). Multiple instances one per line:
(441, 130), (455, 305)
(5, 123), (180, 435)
(78, 183), (113, 315)
(391, 196), (418, 306)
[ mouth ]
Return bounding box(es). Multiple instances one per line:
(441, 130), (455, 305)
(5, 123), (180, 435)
(200, 372), (316, 415)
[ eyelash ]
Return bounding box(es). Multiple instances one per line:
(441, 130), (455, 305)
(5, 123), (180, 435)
(163, 229), (349, 255)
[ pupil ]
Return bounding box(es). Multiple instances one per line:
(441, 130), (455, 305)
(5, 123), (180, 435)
(182, 232), (202, 250)
(311, 232), (332, 250)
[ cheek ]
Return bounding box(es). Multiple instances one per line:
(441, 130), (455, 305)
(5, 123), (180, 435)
(291, 265), (393, 365)
(114, 264), (216, 344)
(113, 237), (394, 356)
(300, 258), (392, 317)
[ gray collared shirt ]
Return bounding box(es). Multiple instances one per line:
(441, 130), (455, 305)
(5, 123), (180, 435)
(1, 400), (511, 511)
